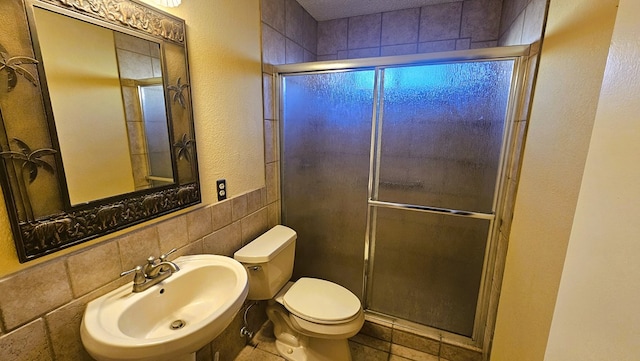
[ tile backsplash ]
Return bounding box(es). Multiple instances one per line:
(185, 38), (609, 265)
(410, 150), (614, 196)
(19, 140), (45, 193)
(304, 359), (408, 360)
(0, 188), (276, 361)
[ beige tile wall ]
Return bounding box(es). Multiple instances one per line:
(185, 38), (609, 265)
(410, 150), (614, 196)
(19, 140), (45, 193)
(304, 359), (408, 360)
(499, 0), (548, 45)
(315, 0), (503, 61)
(261, 0), (318, 65)
(0, 188), (276, 361)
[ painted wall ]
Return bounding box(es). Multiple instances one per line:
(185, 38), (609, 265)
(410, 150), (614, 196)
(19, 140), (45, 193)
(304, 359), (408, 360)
(490, 0), (619, 359)
(0, 0), (264, 276)
(543, 0), (640, 358)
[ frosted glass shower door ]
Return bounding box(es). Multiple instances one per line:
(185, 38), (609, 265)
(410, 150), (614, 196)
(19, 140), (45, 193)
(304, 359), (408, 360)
(281, 70), (376, 298)
(368, 61), (515, 337)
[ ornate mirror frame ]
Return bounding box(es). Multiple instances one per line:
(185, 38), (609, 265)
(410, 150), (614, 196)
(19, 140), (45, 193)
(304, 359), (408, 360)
(0, 0), (200, 262)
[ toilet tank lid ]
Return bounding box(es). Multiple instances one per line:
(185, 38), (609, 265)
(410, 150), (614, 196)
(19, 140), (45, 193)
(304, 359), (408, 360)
(234, 225), (297, 263)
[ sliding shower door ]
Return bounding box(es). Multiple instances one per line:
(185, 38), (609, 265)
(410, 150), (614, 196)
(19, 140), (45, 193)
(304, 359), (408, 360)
(279, 54), (518, 340)
(281, 70), (375, 298)
(368, 61), (514, 337)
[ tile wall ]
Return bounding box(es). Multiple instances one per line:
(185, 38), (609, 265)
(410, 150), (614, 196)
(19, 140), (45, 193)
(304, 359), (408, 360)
(261, 0), (318, 65)
(0, 188), (277, 361)
(499, 0), (548, 46)
(315, 0), (503, 61)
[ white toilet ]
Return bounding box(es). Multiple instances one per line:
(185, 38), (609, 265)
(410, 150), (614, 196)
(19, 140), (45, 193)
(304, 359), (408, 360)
(234, 225), (364, 361)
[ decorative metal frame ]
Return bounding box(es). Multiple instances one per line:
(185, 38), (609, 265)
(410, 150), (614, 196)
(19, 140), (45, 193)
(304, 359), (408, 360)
(0, 0), (200, 262)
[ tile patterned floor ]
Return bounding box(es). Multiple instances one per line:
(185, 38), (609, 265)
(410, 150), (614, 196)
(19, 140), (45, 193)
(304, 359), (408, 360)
(233, 321), (457, 361)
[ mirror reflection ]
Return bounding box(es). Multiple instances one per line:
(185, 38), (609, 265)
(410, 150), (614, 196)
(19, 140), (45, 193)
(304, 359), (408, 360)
(33, 7), (173, 205)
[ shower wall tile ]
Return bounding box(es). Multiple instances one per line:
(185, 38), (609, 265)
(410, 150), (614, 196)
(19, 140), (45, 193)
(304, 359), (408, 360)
(261, 0), (316, 66)
(470, 40), (499, 49)
(381, 8), (420, 46)
(285, 38), (305, 64)
(0, 259), (72, 330)
(285, 0), (305, 45)
(262, 0), (285, 33)
(265, 119), (278, 163)
(521, 0), (547, 44)
(266, 161), (280, 204)
(302, 9), (318, 52)
(418, 40), (457, 53)
(317, 18), (348, 55)
(500, 0), (529, 36)
(156, 214), (189, 251)
(348, 47), (381, 59)
(263, 73), (274, 120)
(381, 43), (418, 57)
(317, 53), (336, 62)
(267, 200), (281, 228)
(460, 0), (502, 42)
(303, 49), (317, 62)
(262, 24), (286, 65)
(456, 38), (471, 50)
(499, 10), (524, 46)
(0, 319), (52, 361)
(66, 241), (120, 298)
(499, 0), (547, 46)
(348, 13), (382, 49)
(419, 2), (463, 42)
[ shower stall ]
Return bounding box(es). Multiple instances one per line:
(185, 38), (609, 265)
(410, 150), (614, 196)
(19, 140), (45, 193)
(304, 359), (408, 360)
(276, 46), (529, 346)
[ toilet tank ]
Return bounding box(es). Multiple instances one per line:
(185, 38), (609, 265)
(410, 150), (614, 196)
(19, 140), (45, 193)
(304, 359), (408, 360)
(234, 225), (297, 300)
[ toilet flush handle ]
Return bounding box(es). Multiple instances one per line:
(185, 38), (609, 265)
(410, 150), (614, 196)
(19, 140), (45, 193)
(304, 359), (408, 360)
(248, 265), (262, 271)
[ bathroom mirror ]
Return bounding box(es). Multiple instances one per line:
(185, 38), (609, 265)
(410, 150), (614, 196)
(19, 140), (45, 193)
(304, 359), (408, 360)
(0, 0), (200, 262)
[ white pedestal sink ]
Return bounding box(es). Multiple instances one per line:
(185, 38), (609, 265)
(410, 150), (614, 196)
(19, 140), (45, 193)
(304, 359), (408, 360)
(81, 254), (249, 361)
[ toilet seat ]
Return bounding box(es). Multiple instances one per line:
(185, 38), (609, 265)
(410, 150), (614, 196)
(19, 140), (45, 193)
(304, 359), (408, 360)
(283, 278), (362, 325)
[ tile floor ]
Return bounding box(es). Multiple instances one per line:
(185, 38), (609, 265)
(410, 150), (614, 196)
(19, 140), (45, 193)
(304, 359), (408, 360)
(233, 321), (459, 361)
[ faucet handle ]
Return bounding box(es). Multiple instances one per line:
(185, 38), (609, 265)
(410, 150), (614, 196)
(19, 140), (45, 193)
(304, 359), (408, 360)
(159, 248), (178, 261)
(120, 265), (145, 285)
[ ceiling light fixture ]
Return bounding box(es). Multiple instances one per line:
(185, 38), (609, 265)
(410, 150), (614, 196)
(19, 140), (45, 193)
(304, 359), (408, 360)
(153, 0), (181, 7)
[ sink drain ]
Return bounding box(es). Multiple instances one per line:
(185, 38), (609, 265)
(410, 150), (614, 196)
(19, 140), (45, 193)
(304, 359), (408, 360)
(170, 320), (186, 330)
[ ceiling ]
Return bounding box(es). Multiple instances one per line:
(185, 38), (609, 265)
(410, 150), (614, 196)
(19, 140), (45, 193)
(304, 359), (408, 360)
(296, 0), (460, 21)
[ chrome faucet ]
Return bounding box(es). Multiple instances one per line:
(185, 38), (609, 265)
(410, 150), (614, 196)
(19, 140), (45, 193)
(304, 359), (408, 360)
(120, 248), (180, 293)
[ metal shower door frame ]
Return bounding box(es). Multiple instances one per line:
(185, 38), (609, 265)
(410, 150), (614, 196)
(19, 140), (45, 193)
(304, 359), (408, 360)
(274, 45), (531, 349)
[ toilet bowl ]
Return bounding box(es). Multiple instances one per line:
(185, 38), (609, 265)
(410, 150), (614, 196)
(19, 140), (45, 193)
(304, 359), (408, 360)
(234, 225), (364, 361)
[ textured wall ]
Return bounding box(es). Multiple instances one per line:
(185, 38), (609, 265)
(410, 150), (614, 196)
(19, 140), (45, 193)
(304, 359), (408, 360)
(490, 0), (619, 359)
(543, 0), (639, 358)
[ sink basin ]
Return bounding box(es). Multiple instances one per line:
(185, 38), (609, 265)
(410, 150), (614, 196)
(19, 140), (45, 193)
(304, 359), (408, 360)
(81, 254), (249, 361)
